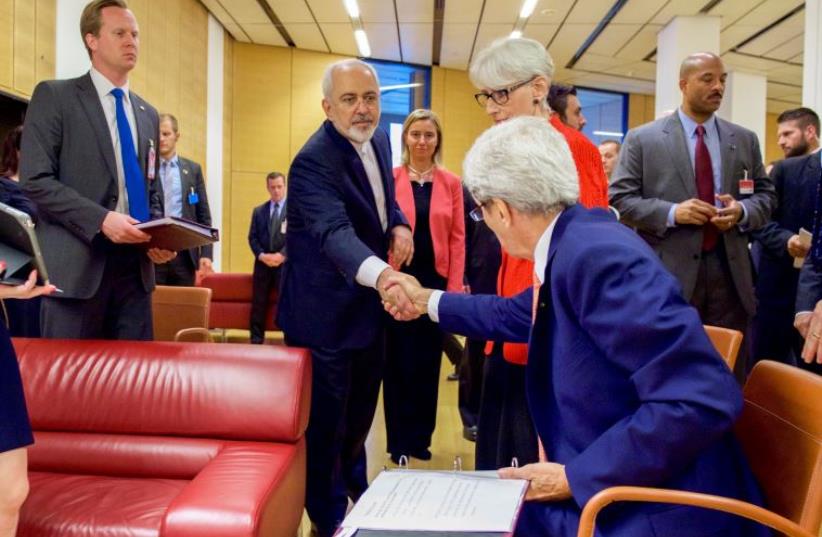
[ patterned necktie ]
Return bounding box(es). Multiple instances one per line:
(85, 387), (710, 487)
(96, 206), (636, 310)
(695, 125), (717, 251)
(811, 178), (822, 268)
(110, 88), (149, 222)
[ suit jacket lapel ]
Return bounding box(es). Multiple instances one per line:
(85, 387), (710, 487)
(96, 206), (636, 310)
(371, 133), (394, 221)
(716, 118), (737, 195)
(76, 75), (118, 185)
(131, 92), (152, 180)
(179, 158), (193, 218)
(805, 151), (820, 188)
(662, 114), (697, 198)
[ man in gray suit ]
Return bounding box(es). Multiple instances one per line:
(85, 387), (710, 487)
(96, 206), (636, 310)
(610, 52), (775, 378)
(20, 0), (175, 339)
(155, 113), (213, 286)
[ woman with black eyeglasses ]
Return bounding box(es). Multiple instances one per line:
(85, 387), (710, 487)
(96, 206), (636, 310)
(384, 109), (465, 464)
(467, 37), (609, 471)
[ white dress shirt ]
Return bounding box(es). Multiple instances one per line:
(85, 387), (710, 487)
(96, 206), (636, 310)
(352, 139), (392, 289)
(89, 67), (138, 215)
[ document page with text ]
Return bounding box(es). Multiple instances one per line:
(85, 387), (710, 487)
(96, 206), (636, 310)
(341, 470), (527, 533)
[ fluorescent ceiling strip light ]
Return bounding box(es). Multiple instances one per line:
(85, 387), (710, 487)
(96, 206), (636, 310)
(593, 130), (625, 137)
(519, 0), (538, 19)
(510, 30), (523, 39)
(344, 0), (360, 18)
(354, 29), (371, 57)
(380, 83), (424, 91)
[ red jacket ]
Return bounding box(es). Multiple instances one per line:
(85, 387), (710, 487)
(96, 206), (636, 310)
(393, 166), (466, 292)
(488, 118), (610, 364)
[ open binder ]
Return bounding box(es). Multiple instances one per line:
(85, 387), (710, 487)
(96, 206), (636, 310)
(0, 201), (50, 285)
(337, 457), (527, 537)
(135, 216), (219, 252)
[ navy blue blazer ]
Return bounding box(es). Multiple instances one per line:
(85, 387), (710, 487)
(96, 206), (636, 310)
(438, 205), (767, 537)
(248, 199), (286, 258)
(752, 153), (819, 310)
(277, 121), (406, 349)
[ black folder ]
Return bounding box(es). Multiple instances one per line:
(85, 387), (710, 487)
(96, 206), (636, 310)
(135, 216), (219, 252)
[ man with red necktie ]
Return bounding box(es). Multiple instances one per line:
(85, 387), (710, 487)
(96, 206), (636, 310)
(610, 52), (775, 380)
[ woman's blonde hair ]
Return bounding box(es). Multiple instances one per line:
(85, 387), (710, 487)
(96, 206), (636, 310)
(401, 109), (443, 166)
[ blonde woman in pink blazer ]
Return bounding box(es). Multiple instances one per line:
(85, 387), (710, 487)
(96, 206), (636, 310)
(385, 109), (465, 464)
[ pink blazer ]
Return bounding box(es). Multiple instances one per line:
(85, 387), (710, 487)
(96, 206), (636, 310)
(393, 165), (465, 293)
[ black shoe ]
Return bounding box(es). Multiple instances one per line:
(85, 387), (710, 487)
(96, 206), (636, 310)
(447, 369), (459, 381)
(389, 452), (403, 465)
(410, 448), (432, 461)
(463, 425), (477, 442)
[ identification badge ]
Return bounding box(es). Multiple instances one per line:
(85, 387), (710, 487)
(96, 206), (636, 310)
(188, 186), (199, 205)
(739, 169), (753, 195)
(281, 219), (287, 234)
(147, 139), (156, 180)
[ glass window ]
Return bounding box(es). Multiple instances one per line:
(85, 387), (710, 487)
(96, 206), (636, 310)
(365, 60), (430, 166)
(577, 87), (628, 146)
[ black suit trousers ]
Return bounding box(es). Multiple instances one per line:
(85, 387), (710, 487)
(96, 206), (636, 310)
(249, 260), (280, 343)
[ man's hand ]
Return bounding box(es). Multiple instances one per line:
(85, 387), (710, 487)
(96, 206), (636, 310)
(674, 199), (717, 225)
(390, 225), (414, 267)
(787, 235), (810, 259)
(381, 271), (432, 320)
(147, 248), (176, 264)
(101, 211), (151, 244)
(799, 301), (822, 364)
(259, 253), (284, 267)
(711, 194), (743, 232)
(498, 463), (572, 502)
(0, 266), (56, 300)
(199, 257), (214, 274)
(377, 268), (420, 319)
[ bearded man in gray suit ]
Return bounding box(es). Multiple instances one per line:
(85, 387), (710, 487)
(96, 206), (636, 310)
(610, 52), (775, 379)
(20, 0), (175, 340)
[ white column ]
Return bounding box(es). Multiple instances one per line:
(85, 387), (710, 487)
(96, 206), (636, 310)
(717, 71), (767, 156)
(206, 14), (224, 272)
(655, 16), (720, 119)
(803, 0), (822, 111)
(56, 0), (91, 79)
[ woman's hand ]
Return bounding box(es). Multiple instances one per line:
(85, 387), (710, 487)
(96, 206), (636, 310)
(498, 462), (572, 502)
(0, 264), (56, 300)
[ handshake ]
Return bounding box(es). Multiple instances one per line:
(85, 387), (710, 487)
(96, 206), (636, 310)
(376, 268), (432, 321)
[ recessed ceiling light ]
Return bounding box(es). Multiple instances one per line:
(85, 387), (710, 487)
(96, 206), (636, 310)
(354, 29), (371, 57)
(520, 0), (538, 19)
(510, 30), (523, 39)
(344, 0), (360, 19)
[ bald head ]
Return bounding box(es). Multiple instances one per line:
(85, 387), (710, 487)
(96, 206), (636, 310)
(679, 52), (722, 80)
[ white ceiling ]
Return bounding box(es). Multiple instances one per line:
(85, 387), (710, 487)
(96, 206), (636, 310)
(199, 0), (808, 114)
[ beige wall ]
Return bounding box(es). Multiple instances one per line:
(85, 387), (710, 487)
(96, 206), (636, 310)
(127, 0), (209, 169)
(0, 0), (55, 100)
(764, 112), (782, 166)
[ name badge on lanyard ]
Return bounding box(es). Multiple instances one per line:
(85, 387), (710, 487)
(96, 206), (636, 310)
(739, 169), (754, 195)
(147, 139), (156, 180)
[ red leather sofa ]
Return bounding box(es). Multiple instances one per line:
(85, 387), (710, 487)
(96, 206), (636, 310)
(12, 338), (311, 537)
(198, 273), (278, 332)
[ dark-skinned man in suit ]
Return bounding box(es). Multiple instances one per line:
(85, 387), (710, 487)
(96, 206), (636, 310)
(20, 0), (175, 340)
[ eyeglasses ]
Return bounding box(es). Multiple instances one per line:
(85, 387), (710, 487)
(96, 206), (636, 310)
(474, 77), (537, 108)
(469, 200), (489, 222)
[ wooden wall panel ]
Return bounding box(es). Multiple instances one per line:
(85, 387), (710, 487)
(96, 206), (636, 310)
(222, 34), (234, 268)
(764, 112), (782, 166)
(13, 0), (35, 95)
(34, 0), (55, 85)
(432, 67), (491, 175)
(628, 93), (656, 129)
(0, 0), (12, 90)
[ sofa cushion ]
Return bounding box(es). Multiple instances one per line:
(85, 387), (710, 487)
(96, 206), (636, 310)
(19, 472), (188, 537)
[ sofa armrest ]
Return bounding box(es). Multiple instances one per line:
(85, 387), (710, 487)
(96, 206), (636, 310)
(161, 442), (306, 537)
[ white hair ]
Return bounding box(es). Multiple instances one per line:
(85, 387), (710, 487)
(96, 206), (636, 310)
(469, 37), (555, 91)
(321, 58), (380, 100)
(463, 116), (579, 214)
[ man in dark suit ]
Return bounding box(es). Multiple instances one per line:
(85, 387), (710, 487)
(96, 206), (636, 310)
(386, 116), (767, 537)
(751, 109), (820, 368)
(155, 113), (212, 286)
(247, 171), (286, 344)
(610, 52), (775, 379)
(276, 59), (414, 537)
(19, 0), (174, 340)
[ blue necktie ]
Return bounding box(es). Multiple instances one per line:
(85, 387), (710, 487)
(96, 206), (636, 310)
(110, 88), (149, 222)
